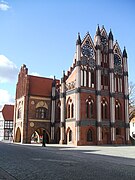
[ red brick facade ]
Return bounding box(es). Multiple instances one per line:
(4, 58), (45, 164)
(14, 26), (130, 145)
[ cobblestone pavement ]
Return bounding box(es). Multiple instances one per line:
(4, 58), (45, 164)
(0, 142), (135, 180)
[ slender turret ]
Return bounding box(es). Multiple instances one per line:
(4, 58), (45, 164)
(108, 29), (115, 143)
(51, 76), (56, 143)
(123, 47), (130, 144)
(95, 25), (102, 144)
(60, 71), (66, 144)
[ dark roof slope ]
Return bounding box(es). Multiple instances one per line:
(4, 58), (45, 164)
(2, 105), (14, 121)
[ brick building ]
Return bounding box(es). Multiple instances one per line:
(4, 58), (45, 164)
(13, 25), (130, 145)
(0, 105), (14, 141)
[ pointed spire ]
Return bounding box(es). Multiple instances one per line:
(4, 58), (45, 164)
(123, 47), (127, 58)
(76, 32), (81, 45)
(52, 76), (56, 87)
(63, 70), (65, 77)
(61, 70), (65, 83)
(108, 29), (113, 41)
(96, 24), (100, 36)
(102, 25), (104, 29)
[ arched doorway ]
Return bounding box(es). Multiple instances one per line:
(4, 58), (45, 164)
(102, 127), (110, 144)
(55, 127), (60, 144)
(15, 127), (21, 143)
(67, 127), (73, 144)
(31, 128), (50, 144)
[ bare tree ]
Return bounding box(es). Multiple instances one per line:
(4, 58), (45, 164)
(129, 82), (135, 107)
(129, 82), (135, 118)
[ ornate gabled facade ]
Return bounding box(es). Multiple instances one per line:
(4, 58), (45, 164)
(13, 65), (60, 143)
(14, 25), (130, 145)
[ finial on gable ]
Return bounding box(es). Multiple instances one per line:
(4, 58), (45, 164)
(123, 46), (127, 58)
(108, 29), (113, 41)
(96, 24), (100, 36)
(76, 32), (81, 45)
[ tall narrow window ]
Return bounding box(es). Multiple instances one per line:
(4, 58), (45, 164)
(81, 70), (83, 86)
(86, 96), (94, 119)
(86, 101), (89, 118)
(115, 100), (121, 120)
(69, 130), (72, 142)
(57, 101), (61, 121)
(71, 103), (74, 118)
(91, 71), (94, 88)
(67, 104), (70, 118)
(67, 98), (74, 119)
(17, 108), (22, 119)
(116, 128), (121, 135)
(87, 129), (93, 142)
(101, 98), (108, 119)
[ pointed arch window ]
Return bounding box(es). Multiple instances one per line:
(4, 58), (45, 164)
(116, 128), (121, 135)
(67, 98), (74, 119)
(91, 71), (95, 88)
(67, 104), (70, 118)
(17, 108), (22, 119)
(87, 129), (93, 142)
(101, 98), (108, 119)
(115, 100), (121, 120)
(36, 107), (47, 119)
(57, 101), (61, 122)
(86, 96), (94, 119)
(71, 103), (74, 118)
(69, 130), (72, 142)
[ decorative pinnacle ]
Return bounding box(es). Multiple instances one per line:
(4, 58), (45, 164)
(52, 76), (56, 87)
(76, 32), (81, 45)
(123, 47), (127, 58)
(96, 24), (100, 36)
(108, 29), (113, 41)
(63, 70), (65, 77)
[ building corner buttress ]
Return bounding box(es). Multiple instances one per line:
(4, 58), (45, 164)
(60, 71), (66, 144)
(108, 30), (116, 144)
(51, 77), (56, 143)
(75, 33), (81, 144)
(123, 48), (130, 144)
(95, 26), (102, 145)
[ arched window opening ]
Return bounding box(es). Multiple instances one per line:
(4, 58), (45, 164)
(87, 129), (93, 142)
(17, 108), (22, 119)
(67, 98), (74, 119)
(67, 104), (70, 118)
(71, 103), (74, 118)
(116, 128), (121, 135)
(56, 101), (61, 122)
(101, 98), (108, 119)
(36, 107), (47, 119)
(115, 100), (121, 120)
(91, 71), (94, 88)
(69, 130), (72, 142)
(86, 96), (94, 119)
(86, 101), (89, 118)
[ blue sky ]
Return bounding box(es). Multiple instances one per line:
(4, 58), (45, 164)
(0, 0), (135, 109)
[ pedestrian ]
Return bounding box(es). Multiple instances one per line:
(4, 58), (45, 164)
(42, 130), (46, 147)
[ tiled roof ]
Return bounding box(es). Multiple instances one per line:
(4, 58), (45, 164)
(2, 105), (14, 121)
(29, 75), (59, 97)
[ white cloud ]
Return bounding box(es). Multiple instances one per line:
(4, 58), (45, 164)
(30, 72), (41, 77)
(0, 1), (10, 11)
(30, 73), (55, 79)
(48, 75), (54, 79)
(0, 55), (18, 83)
(0, 89), (14, 110)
